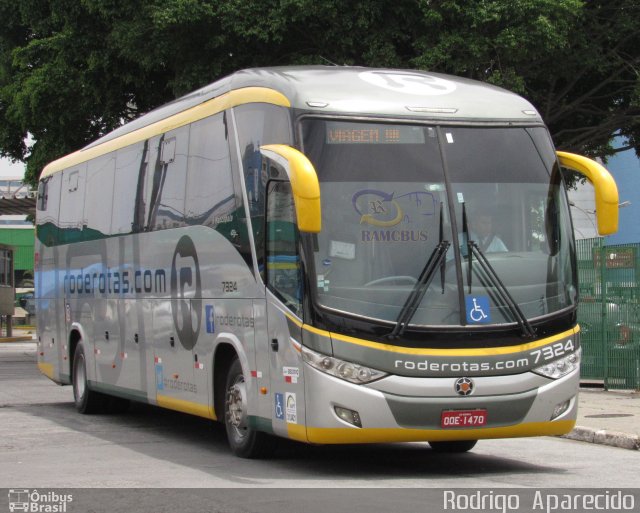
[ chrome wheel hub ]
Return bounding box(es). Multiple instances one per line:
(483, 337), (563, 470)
(226, 378), (248, 434)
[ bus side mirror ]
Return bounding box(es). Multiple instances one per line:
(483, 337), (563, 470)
(260, 145), (321, 233)
(556, 151), (619, 235)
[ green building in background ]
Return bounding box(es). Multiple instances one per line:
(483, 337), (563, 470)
(0, 217), (35, 288)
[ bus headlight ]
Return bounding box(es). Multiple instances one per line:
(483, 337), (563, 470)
(532, 348), (581, 379)
(301, 346), (387, 384)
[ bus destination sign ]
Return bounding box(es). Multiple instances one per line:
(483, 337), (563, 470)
(326, 122), (426, 145)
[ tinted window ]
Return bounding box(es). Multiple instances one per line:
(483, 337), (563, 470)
(301, 119), (455, 325)
(148, 126), (189, 231)
(59, 166), (86, 239)
(234, 104), (292, 277)
(135, 135), (161, 232)
(36, 173), (61, 246)
(443, 127), (552, 184)
(185, 113), (236, 229)
(113, 142), (147, 235)
(37, 179), (48, 211)
(85, 154), (115, 238)
(266, 181), (302, 316)
(301, 119), (576, 329)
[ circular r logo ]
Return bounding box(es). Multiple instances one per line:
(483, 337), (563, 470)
(359, 70), (457, 96)
(170, 235), (202, 350)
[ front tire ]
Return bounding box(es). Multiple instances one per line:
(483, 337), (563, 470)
(428, 440), (478, 453)
(224, 356), (275, 458)
(72, 341), (107, 414)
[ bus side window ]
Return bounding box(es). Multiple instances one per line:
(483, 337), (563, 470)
(86, 154), (115, 238)
(113, 141), (146, 235)
(185, 113), (236, 231)
(234, 104), (293, 279)
(59, 165), (87, 240)
(37, 179), (48, 211)
(36, 172), (62, 246)
(266, 180), (302, 317)
(148, 126), (189, 231)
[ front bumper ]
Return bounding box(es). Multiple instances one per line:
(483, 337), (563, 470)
(302, 363), (578, 444)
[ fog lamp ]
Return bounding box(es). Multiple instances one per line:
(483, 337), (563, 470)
(334, 406), (362, 428)
(551, 399), (571, 420)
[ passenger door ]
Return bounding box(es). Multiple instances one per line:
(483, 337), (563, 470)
(264, 174), (306, 437)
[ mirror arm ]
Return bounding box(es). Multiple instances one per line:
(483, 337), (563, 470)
(556, 151), (619, 235)
(260, 145), (321, 233)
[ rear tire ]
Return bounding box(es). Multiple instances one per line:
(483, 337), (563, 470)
(72, 341), (107, 414)
(224, 356), (276, 458)
(428, 440), (478, 453)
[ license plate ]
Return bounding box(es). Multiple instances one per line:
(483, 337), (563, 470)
(441, 409), (487, 428)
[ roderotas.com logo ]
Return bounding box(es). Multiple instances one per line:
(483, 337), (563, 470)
(8, 489), (73, 512)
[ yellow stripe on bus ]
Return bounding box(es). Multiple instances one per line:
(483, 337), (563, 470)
(304, 419), (575, 444)
(41, 87), (291, 178)
(156, 394), (216, 420)
(37, 362), (55, 380)
(284, 311), (579, 357)
(287, 423), (308, 442)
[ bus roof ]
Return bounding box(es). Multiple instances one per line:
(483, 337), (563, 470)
(42, 66), (542, 178)
(235, 66), (540, 120)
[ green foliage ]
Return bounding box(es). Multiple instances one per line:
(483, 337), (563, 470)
(0, 0), (638, 184)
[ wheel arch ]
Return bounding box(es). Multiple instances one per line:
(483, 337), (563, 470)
(212, 334), (250, 422)
(68, 322), (90, 381)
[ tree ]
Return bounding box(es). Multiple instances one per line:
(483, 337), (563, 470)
(0, 1), (174, 183)
(0, 0), (638, 185)
(413, 0), (640, 159)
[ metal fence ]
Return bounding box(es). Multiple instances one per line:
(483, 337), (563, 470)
(576, 238), (640, 390)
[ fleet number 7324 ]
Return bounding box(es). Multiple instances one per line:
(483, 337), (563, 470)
(530, 339), (575, 364)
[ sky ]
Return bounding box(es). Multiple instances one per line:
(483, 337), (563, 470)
(0, 156), (26, 178)
(1, 134), (31, 178)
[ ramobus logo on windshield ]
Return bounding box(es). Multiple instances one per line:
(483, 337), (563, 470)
(352, 188), (435, 244)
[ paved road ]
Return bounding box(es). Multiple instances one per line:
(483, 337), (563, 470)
(1, 342), (639, 491)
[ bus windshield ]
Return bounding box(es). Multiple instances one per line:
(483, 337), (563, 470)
(301, 119), (576, 329)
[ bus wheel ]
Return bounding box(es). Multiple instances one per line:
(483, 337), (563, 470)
(224, 356), (275, 458)
(428, 440), (477, 453)
(72, 341), (106, 414)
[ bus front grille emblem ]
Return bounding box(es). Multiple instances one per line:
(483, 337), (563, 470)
(455, 377), (474, 396)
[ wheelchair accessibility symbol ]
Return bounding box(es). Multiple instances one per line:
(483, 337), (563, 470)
(275, 393), (285, 420)
(465, 295), (491, 324)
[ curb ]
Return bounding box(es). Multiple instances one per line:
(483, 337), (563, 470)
(0, 335), (34, 343)
(561, 425), (640, 451)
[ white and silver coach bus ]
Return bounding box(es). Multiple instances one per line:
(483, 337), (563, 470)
(36, 67), (618, 457)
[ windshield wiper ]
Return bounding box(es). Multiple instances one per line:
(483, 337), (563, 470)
(388, 202), (450, 339)
(387, 240), (450, 339)
(439, 202), (447, 293)
(461, 205), (535, 338)
(462, 202), (473, 292)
